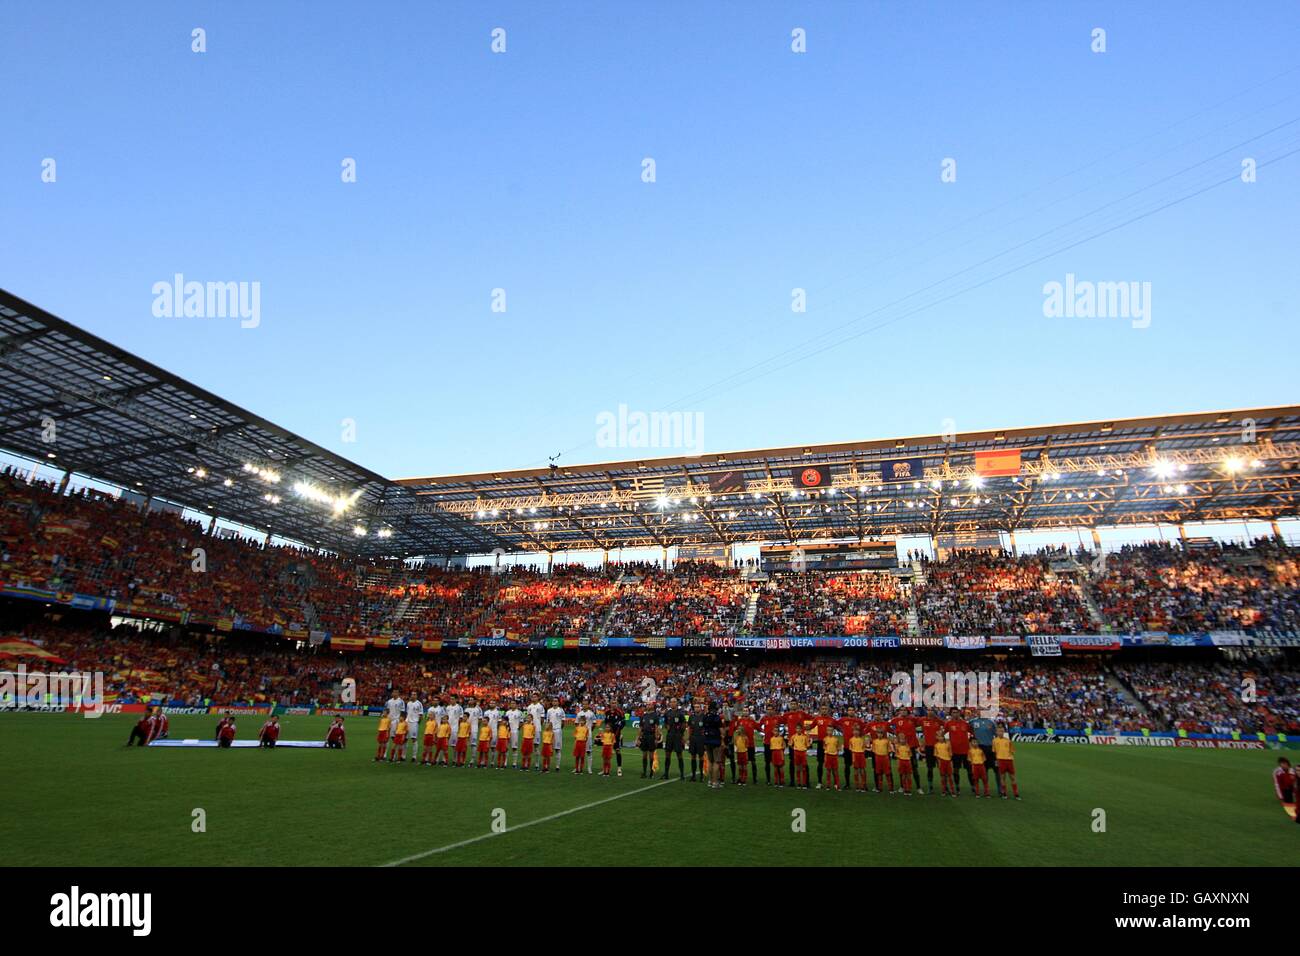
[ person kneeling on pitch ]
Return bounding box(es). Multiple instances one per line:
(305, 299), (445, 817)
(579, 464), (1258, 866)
(258, 715), (281, 747)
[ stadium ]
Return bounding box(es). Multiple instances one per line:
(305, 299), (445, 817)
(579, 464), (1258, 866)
(3, 3), (1298, 934)
(2, 284), (1298, 872)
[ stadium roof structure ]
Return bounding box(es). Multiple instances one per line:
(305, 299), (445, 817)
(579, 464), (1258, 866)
(395, 408), (1300, 554)
(2, 288), (1298, 558)
(0, 289), (502, 557)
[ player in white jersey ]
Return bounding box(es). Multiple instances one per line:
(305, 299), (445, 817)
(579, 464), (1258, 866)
(505, 705), (523, 767)
(404, 696), (424, 762)
(446, 696), (464, 762)
(526, 697), (546, 770)
(576, 701), (598, 773)
(546, 700), (566, 771)
(465, 698), (484, 766)
(385, 693), (404, 724)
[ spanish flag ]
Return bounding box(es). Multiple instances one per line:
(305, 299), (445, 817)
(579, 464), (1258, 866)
(330, 636), (367, 652)
(974, 448), (1022, 477)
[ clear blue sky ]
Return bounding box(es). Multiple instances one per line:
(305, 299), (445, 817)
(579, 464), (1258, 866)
(2, 1), (1297, 481)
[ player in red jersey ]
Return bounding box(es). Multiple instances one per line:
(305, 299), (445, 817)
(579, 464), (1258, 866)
(919, 708), (944, 794)
(810, 705), (836, 789)
(781, 702), (808, 782)
(944, 711), (973, 794)
(758, 711), (782, 785)
(888, 709), (922, 793)
(325, 717), (346, 749)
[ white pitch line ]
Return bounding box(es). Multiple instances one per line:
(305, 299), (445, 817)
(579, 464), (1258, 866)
(380, 777), (677, 867)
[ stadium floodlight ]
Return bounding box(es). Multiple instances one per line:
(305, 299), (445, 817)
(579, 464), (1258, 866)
(1223, 456), (1244, 474)
(1151, 460), (1175, 479)
(1251, 459), (1264, 469)
(1176, 483), (1189, 495)
(377, 528), (393, 539)
(476, 510), (485, 519)
(1096, 469), (1107, 477)
(930, 480), (942, 490)
(195, 468), (207, 479)
(244, 462), (280, 484)
(968, 476), (984, 489)
(656, 494), (670, 509)
(223, 478), (233, 487)
(353, 525), (367, 536)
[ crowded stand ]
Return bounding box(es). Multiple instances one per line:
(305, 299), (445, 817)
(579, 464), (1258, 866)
(1094, 541), (1300, 635)
(1110, 661), (1300, 735)
(751, 571), (908, 636)
(601, 562), (749, 637)
(914, 551), (1094, 636)
(6, 467), (1300, 642)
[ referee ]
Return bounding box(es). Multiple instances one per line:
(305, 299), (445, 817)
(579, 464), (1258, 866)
(660, 697), (687, 780)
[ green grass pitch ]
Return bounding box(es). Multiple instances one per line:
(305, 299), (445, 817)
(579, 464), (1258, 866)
(1, 712), (1292, 867)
